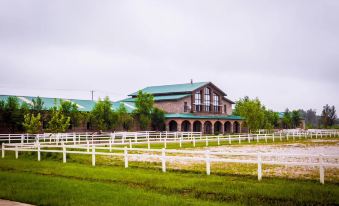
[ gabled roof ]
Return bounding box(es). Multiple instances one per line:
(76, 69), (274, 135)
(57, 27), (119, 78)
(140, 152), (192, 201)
(129, 82), (209, 96)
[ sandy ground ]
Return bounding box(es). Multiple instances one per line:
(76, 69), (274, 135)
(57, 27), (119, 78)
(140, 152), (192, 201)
(205, 139), (339, 156)
(0, 200), (33, 206)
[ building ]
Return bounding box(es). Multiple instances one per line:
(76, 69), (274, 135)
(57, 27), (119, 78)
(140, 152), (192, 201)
(0, 81), (245, 133)
(116, 82), (244, 134)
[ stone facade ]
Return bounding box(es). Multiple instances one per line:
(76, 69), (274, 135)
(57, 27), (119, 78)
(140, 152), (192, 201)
(154, 96), (192, 114)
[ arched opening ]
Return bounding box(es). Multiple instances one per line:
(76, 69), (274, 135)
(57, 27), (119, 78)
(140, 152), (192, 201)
(193, 121), (202, 132)
(233, 121), (240, 133)
(214, 121), (222, 134)
(204, 121), (212, 134)
(181, 120), (191, 132)
(224, 121), (232, 133)
(169, 120), (178, 132)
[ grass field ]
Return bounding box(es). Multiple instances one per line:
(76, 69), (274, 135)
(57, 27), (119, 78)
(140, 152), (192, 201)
(0, 157), (338, 205)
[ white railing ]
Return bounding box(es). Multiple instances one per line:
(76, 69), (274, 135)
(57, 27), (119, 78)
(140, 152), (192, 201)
(1, 130), (338, 150)
(2, 142), (338, 184)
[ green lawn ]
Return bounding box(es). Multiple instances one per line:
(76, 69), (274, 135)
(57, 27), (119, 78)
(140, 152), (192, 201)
(0, 158), (338, 205)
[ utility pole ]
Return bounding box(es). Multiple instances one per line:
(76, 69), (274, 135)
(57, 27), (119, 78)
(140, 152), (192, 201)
(90, 90), (94, 101)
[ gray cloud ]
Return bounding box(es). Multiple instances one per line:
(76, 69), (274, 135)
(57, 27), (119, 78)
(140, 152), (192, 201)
(0, 0), (338, 114)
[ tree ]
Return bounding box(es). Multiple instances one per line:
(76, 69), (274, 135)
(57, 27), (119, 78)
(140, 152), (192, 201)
(299, 109), (318, 128)
(282, 109), (292, 129)
(133, 91), (154, 130)
(23, 113), (42, 134)
(321, 104), (337, 128)
(2, 96), (28, 132)
(46, 107), (70, 133)
(90, 97), (116, 130)
(116, 104), (133, 131)
(233, 96), (265, 132)
(151, 107), (166, 131)
(0, 100), (5, 123)
(263, 109), (279, 129)
(59, 100), (80, 129)
(32, 96), (44, 113)
(291, 110), (301, 128)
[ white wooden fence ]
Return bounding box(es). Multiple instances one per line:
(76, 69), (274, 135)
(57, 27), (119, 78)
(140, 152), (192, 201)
(1, 130), (338, 149)
(2, 142), (339, 184)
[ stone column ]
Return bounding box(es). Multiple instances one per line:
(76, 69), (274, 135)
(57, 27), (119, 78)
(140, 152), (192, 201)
(189, 120), (194, 132)
(220, 122), (224, 134)
(177, 120), (182, 132)
(230, 121), (234, 133)
(165, 121), (170, 131)
(211, 121), (215, 135)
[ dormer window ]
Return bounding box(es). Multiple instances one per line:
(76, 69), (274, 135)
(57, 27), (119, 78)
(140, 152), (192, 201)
(204, 88), (211, 112)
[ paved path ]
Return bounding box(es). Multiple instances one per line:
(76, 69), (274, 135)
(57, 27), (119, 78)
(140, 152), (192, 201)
(0, 200), (33, 206)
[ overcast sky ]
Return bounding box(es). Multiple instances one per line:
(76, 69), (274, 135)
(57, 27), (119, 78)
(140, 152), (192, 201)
(0, 0), (338, 114)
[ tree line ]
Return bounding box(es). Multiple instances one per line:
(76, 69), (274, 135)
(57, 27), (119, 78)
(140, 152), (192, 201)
(0, 91), (165, 134)
(233, 96), (338, 132)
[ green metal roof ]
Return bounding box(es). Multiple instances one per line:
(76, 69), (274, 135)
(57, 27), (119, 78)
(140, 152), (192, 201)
(164, 113), (244, 120)
(122, 94), (191, 102)
(112, 101), (136, 113)
(129, 82), (209, 96)
(0, 95), (96, 112)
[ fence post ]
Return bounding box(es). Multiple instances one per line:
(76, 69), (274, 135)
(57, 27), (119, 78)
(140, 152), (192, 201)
(134, 133), (137, 143)
(193, 136), (196, 147)
(257, 152), (262, 181)
(272, 133), (275, 142)
(129, 139), (132, 148)
(248, 134), (250, 143)
(293, 132), (295, 141)
(8, 134), (11, 144)
(179, 135), (182, 148)
(265, 134), (267, 143)
(279, 133), (282, 141)
(124, 146), (128, 168)
(92, 145), (95, 166)
(87, 140), (90, 152)
(37, 142), (41, 161)
(217, 136), (220, 146)
(162, 148), (166, 172)
(228, 134), (231, 144)
(63, 143), (66, 163)
(148, 135), (151, 150)
(109, 138), (112, 152)
(1, 144), (4, 158)
(238, 135), (241, 144)
(206, 136), (208, 146)
(205, 150), (210, 175)
(319, 154), (325, 184)
(15, 145), (18, 159)
(164, 136), (167, 149)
